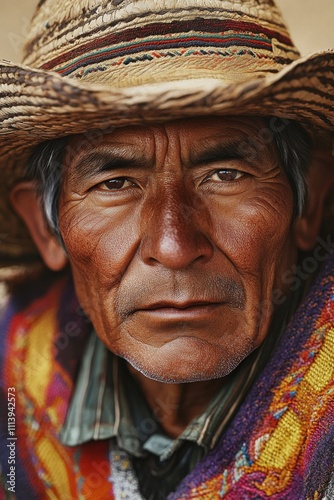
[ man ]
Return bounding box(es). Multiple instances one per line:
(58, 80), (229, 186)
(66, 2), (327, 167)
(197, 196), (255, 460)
(0, 1), (333, 499)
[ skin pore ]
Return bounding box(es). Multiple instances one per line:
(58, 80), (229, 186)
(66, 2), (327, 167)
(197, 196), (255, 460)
(12, 116), (314, 437)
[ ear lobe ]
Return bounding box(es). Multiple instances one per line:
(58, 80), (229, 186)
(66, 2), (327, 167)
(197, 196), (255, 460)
(10, 181), (68, 271)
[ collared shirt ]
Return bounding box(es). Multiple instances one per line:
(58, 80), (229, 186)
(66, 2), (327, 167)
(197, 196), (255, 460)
(61, 288), (303, 498)
(61, 332), (265, 454)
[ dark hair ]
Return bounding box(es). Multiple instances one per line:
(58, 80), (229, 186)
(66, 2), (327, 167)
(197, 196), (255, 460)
(265, 117), (311, 216)
(27, 136), (69, 242)
(26, 118), (312, 241)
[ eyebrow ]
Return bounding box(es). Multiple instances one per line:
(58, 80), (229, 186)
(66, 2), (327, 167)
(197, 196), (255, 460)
(190, 137), (267, 171)
(67, 149), (151, 180)
(67, 135), (272, 180)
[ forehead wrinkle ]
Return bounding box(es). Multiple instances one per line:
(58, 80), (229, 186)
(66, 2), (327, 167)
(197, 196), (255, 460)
(150, 123), (179, 172)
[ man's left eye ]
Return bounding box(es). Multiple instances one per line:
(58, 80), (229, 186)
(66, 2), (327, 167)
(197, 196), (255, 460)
(99, 177), (134, 190)
(209, 169), (244, 182)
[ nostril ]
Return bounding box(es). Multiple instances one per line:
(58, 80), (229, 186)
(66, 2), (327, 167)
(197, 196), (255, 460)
(140, 228), (213, 269)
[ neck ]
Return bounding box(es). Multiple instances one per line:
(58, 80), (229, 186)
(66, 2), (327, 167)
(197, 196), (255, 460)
(127, 364), (225, 438)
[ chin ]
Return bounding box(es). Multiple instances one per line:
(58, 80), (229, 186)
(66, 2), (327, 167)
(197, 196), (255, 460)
(119, 338), (255, 384)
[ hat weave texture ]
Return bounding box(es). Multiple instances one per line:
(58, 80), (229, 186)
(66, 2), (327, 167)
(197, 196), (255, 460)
(1, 0), (334, 263)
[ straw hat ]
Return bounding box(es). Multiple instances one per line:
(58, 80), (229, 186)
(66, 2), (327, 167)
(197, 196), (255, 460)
(1, 0), (334, 265)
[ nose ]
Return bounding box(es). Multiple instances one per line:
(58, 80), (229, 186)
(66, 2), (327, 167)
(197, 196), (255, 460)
(140, 186), (213, 270)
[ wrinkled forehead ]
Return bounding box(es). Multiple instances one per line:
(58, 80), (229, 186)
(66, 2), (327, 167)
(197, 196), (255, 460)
(64, 115), (279, 169)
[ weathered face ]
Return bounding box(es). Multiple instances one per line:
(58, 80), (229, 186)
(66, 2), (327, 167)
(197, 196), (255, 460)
(59, 116), (297, 383)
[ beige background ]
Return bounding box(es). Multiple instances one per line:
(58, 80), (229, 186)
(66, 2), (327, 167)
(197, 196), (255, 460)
(0, 0), (334, 62)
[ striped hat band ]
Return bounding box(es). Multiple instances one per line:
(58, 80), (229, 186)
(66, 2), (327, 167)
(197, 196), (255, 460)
(23, 0), (300, 86)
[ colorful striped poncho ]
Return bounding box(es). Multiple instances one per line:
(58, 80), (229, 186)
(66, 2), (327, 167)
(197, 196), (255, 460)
(0, 252), (333, 499)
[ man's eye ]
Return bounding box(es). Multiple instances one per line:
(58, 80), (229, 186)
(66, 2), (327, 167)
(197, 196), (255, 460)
(99, 177), (134, 190)
(209, 169), (244, 182)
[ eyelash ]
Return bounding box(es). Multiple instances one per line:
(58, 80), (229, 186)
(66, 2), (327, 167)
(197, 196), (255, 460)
(97, 177), (137, 191)
(96, 168), (246, 192)
(204, 169), (245, 183)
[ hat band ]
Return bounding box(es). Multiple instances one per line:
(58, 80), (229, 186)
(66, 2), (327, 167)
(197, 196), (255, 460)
(39, 18), (299, 79)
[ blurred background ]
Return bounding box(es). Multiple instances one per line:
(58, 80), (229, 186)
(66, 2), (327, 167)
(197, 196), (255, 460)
(0, 0), (334, 62)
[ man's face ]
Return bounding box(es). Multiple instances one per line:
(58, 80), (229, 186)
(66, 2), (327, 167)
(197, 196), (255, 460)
(59, 116), (297, 383)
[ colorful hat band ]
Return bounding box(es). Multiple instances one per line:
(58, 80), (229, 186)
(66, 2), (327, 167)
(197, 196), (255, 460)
(41, 19), (298, 77)
(23, 0), (300, 87)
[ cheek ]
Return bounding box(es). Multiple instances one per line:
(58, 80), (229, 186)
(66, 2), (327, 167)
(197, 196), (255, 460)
(60, 205), (139, 271)
(208, 184), (295, 341)
(59, 204), (141, 317)
(211, 185), (294, 273)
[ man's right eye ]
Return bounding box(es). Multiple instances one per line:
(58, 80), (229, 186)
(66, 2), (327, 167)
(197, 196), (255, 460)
(98, 177), (135, 190)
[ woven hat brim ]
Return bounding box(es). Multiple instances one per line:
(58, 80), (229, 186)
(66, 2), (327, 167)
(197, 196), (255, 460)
(1, 49), (334, 264)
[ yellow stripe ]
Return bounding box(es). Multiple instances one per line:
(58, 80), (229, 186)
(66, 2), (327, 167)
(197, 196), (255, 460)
(24, 308), (57, 408)
(257, 410), (302, 469)
(35, 437), (72, 498)
(257, 325), (334, 472)
(304, 327), (334, 391)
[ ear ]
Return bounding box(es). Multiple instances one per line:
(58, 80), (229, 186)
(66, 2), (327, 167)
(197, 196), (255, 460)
(294, 194), (324, 251)
(294, 148), (334, 251)
(10, 181), (68, 271)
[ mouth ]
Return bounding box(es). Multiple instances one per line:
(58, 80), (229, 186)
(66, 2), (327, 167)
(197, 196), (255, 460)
(134, 301), (226, 320)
